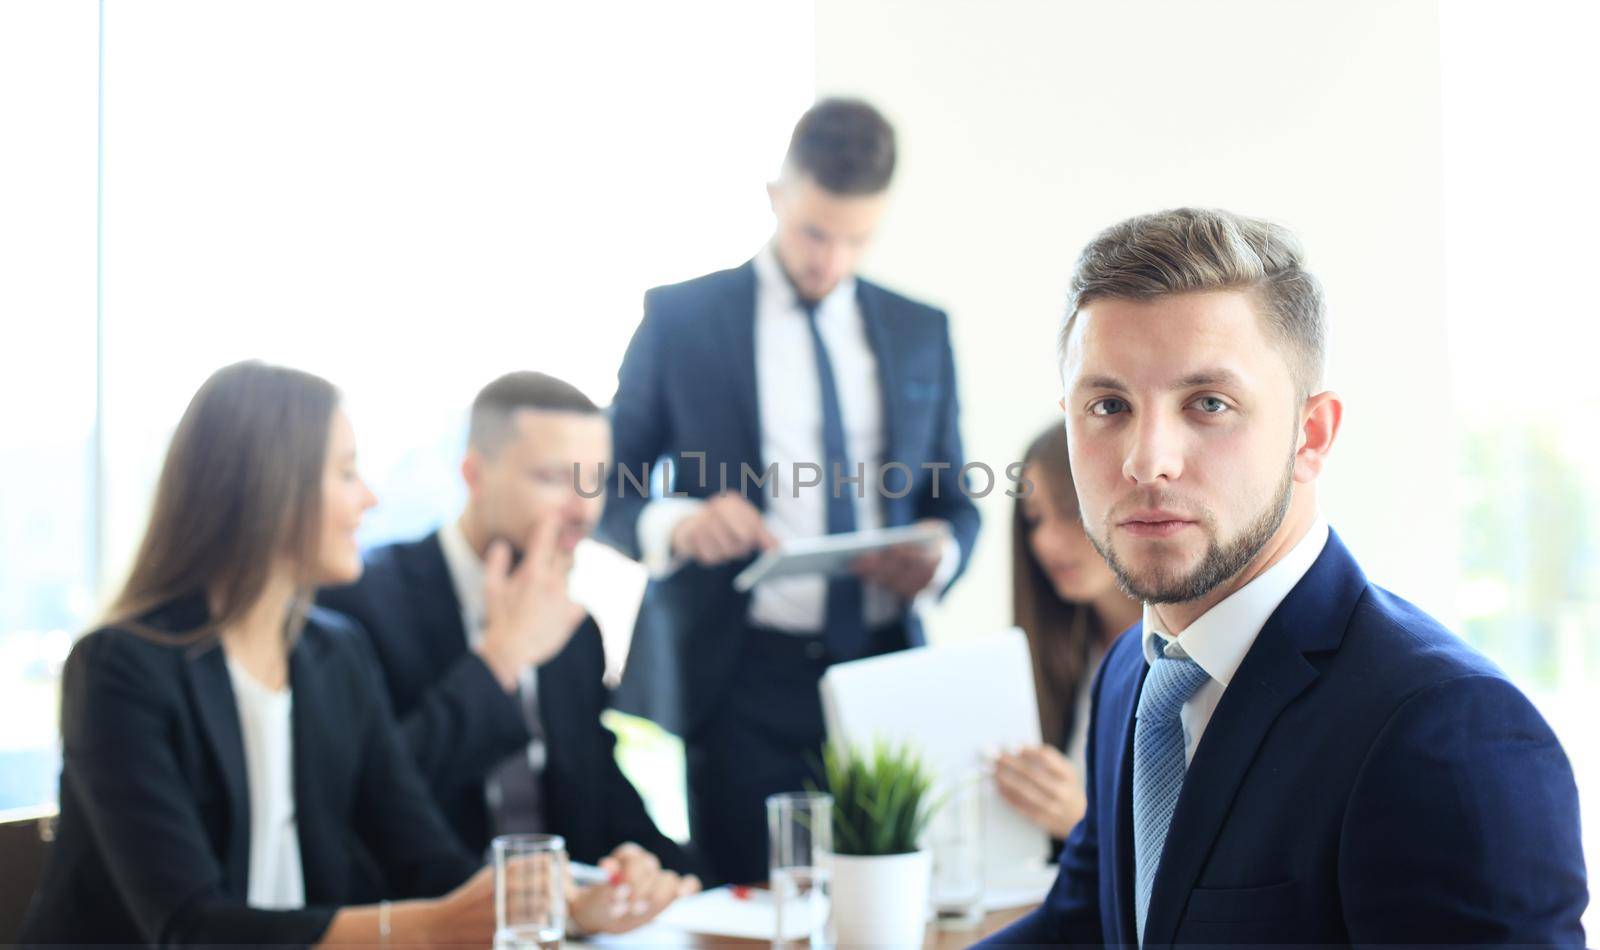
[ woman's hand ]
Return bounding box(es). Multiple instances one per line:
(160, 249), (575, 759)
(415, 863), (497, 946)
(994, 744), (1088, 839)
(318, 865), (498, 947)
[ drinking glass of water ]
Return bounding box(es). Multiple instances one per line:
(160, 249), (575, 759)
(767, 791), (833, 948)
(493, 833), (567, 949)
(929, 770), (985, 928)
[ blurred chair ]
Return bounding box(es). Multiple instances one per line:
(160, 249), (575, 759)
(0, 805), (55, 943)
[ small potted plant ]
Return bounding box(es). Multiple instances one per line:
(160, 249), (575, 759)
(818, 739), (938, 946)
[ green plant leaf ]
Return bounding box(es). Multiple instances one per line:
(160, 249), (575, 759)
(819, 737), (937, 856)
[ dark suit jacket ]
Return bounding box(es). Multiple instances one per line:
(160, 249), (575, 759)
(20, 597), (477, 947)
(986, 529), (1588, 946)
(316, 532), (695, 874)
(595, 261), (983, 737)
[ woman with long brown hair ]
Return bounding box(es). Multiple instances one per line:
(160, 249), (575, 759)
(996, 423), (1140, 844)
(20, 361), (571, 946)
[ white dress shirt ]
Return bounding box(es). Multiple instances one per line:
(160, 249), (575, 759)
(637, 243), (958, 633)
(1063, 645), (1107, 780)
(224, 657), (305, 910)
(1141, 516), (1329, 764)
(438, 520), (548, 771)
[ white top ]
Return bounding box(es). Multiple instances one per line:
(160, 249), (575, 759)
(438, 519), (546, 773)
(224, 656), (305, 910)
(1141, 516), (1330, 764)
(1063, 645), (1106, 779)
(637, 243), (958, 632)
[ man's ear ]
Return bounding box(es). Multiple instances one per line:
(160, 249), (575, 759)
(461, 450), (483, 496)
(1293, 391), (1343, 484)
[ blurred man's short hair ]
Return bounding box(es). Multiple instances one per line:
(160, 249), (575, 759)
(468, 371), (601, 456)
(783, 97), (897, 196)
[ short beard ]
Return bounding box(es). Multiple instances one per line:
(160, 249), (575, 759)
(1087, 458), (1295, 605)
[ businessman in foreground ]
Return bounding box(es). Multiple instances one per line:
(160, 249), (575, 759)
(986, 208), (1587, 945)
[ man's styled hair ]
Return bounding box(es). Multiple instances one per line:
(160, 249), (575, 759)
(1061, 208), (1327, 398)
(783, 97), (897, 196)
(468, 371), (600, 456)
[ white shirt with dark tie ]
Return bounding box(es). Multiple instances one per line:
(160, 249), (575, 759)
(636, 243), (958, 633)
(438, 519), (547, 831)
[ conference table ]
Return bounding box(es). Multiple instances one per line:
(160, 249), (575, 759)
(588, 904), (1033, 948)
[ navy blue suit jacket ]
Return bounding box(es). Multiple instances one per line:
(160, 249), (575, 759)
(595, 261), (981, 738)
(316, 533), (696, 875)
(986, 529), (1587, 947)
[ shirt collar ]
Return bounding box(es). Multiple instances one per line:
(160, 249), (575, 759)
(1141, 515), (1330, 685)
(753, 241), (857, 318)
(437, 518), (487, 637)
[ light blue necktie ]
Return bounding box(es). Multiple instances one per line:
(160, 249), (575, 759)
(1132, 637), (1211, 943)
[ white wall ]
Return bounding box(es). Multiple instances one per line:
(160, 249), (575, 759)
(814, 0), (1451, 643)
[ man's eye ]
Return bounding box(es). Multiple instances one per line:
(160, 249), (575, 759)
(1194, 396), (1229, 414)
(1089, 398), (1129, 416)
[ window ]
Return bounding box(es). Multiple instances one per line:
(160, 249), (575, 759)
(1, 1), (815, 834)
(1442, 0), (1600, 919)
(0, 0), (99, 812)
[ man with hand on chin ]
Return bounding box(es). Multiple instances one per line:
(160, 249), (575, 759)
(320, 371), (699, 937)
(985, 208), (1586, 946)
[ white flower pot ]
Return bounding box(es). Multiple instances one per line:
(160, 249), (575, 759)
(830, 850), (932, 947)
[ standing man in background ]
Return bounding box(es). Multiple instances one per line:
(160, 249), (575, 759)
(598, 98), (981, 886)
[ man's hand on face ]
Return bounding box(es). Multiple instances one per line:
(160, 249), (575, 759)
(477, 515), (588, 690)
(670, 491), (778, 567)
(568, 842), (701, 936)
(850, 518), (947, 599)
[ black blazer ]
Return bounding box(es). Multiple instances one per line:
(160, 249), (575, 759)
(596, 261), (983, 737)
(20, 597), (478, 947)
(316, 532), (696, 875)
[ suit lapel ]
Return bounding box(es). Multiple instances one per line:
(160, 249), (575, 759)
(719, 262), (764, 505)
(1141, 531), (1366, 947)
(183, 639), (251, 897)
(1105, 636), (1149, 945)
(288, 626), (342, 900)
(534, 617), (592, 841)
(401, 533), (472, 667)
(856, 282), (902, 524)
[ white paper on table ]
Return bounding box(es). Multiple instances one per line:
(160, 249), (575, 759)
(981, 863), (1060, 910)
(820, 628), (1052, 886)
(575, 886), (808, 944)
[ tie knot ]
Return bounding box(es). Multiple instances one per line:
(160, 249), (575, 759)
(1137, 651), (1210, 723)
